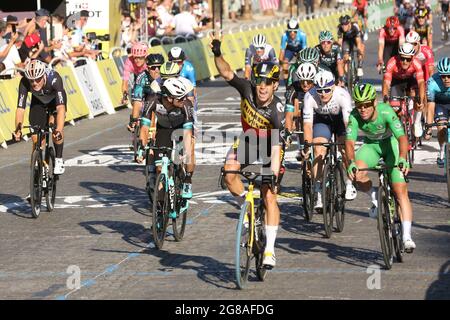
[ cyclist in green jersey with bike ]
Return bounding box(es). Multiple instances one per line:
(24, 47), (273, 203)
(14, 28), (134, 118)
(346, 84), (416, 252)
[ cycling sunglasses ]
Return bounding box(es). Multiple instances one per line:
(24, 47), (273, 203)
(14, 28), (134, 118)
(321, 40), (333, 45)
(30, 76), (44, 84)
(316, 87), (333, 94)
(256, 46), (265, 51)
(254, 77), (276, 85)
(149, 65), (161, 70)
(400, 56), (412, 62)
(441, 74), (450, 79)
(355, 102), (375, 110)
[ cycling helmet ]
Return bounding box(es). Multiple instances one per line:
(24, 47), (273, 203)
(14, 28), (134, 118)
(161, 77), (191, 99)
(24, 59), (47, 80)
(398, 42), (416, 56)
(160, 61), (181, 79)
(385, 16), (400, 29)
(319, 30), (333, 42)
(252, 34), (267, 48)
(414, 8), (427, 18)
(287, 18), (299, 31)
(352, 83), (377, 103)
(131, 42), (148, 57)
(178, 76), (194, 93)
(314, 70), (335, 88)
(339, 15), (351, 25)
(168, 46), (186, 61)
(437, 57), (450, 75)
(252, 61), (280, 81)
(146, 53), (164, 66)
(295, 62), (317, 81)
(298, 47), (320, 65)
(405, 31), (421, 44)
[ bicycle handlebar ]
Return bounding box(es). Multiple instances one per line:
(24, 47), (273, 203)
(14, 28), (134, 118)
(353, 163), (409, 183)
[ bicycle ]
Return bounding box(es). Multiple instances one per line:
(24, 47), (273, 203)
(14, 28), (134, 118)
(442, 10), (449, 41)
(304, 139), (346, 238)
(221, 167), (275, 289)
(344, 47), (358, 97)
(355, 161), (408, 269)
(23, 120), (59, 219)
(425, 122), (450, 202)
(149, 144), (188, 249)
(129, 116), (142, 162)
(389, 95), (418, 167)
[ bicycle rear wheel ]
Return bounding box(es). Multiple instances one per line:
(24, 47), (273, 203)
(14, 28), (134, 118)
(301, 159), (314, 222)
(254, 202), (267, 281)
(30, 150), (43, 218)
(322, 163), (334, 238)
(45, 147), (57, 212)
(377, 186), (394, 269)
(235, 201), (252, 289)
(334, 163), (346, 233)
(392, 199), (404, 262)
(152, 173), (169, 249)
(172, 168), (187, 241)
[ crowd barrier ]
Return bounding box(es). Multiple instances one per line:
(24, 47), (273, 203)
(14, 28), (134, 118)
(0, 0), (424, 147)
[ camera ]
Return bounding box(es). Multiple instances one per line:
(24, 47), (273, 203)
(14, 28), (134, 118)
(85, 32), (110, 42)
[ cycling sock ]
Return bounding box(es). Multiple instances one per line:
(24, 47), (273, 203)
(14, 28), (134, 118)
(264, 225), (278, 253)
(414, 111), (422, 125)
(402, 220), (412, 241)
(364, 187), (377, 206)
(55, 142), (63, 158)
(346, 178), (353, 186)
(234, 191), (246, 206)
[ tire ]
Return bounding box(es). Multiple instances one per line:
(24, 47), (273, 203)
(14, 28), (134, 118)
(132, 122), (141, 161)
(152, 173), (169, 249)
(377, 186), (394, 269)
(334, 163), (346, 233)
(45, 147), (57, 212)
(254, 202), (267, 281)
(30, 150), (43, 218)
(322, 163), (334, 238)
(302, 159), (314, 222)
(347, 59), (354, 97)
(235, 201), (252, 289)
(172, 168), (187, 241)
(392, 199), (404, 263)
(446, 143), (450, 202)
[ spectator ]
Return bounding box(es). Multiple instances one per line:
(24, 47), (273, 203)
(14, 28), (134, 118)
(229, 0), (241, 22)
(3, 15), (19, 36)
(121, 12), (135, 47)
(0, 20), (7, 47)
(0, 21), (19, 60)
(18, 32), (44, 63)
(193, 0), (212, 28)
(0, 32), (24, 76)
(157, 0), (174, 34)
(70, 10), (100, 60)
(304, 0), (315, 16)
(171, 3), (204, 37)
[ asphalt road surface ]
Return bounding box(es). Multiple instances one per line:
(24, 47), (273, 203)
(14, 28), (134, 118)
(0, 19), (449, 300)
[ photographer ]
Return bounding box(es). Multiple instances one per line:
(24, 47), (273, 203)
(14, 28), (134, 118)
(0, 20), (19, 60)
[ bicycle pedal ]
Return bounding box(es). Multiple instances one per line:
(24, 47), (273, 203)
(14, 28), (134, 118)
(263, 264), (274, 270)
(405, 248), (414, 254)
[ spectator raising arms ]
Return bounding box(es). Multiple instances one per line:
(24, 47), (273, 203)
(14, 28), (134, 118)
(172, 3), (204, 37)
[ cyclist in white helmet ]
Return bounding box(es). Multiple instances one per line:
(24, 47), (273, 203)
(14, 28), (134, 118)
(244, 34), (278, 80)
(302, 70), (356, 209)
(13, 60), (67, 200)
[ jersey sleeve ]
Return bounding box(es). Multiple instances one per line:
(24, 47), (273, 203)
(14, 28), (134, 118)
(300, 32), (307, 48)
(122, 58), (133, 81)
(280, 33), (287, 50)
(142, 94), (158, 119)
(245, 47), (252, 66)
(17, 77), (29, 109)
(186, 62), (197, 86)
(131, 73), (145, 101)
(426, 77), (436, 102)
(182, 100), (194, 129)
(423, 46), (435, 67)
(271, 99), (286, 146)
(227, 74), (252, 98)
(385, 105), (405, 139)
(269, 48), (278, 64)
(53, 72), (67, 106)
(346, 112), (359, 141)
(413, 59), (424, 82)
(302, 92), (315, 124)
(338, 89), (353, 123)
(378, 28), (386, 45)
(384, 57), (396, 83)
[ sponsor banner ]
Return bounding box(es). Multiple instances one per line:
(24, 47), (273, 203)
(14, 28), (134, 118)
(96, 59), (123, 108)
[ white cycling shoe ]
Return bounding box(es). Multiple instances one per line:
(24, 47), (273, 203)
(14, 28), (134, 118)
(314, 192), (323, 210)
(357, 67), (364, 77)
(369, 202), (378, 219)
(414, 122), (423, 138)
(262, 252), (276, 269)
(403, 239), (416, 253)
(54, 158), (65, 175)
(345, 183), (357, 201)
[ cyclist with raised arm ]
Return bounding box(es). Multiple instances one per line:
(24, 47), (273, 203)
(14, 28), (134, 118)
(129, 53), (164, 162)
(300, 70), (356, 210)
(13, 60), (67, 200)
(279, 18), (307, 79)
(121, 42), (149, 105)
(352, 0), (369, 40)
(412, 8), (433, 48)
(315, 31), (345, 86)
(382, 42), (426, 137)
(346, 83), (416, 252)
(337, 14), (365, 78)
(211, 33), (285, 268)
(141, 77), (195, 203)
(425, 57), (450, 167)
(377, 16), (405, 73)
(244, 34), (278, 80)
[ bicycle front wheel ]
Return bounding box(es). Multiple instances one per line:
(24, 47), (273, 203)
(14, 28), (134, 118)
(45, 147), (57, 212)
(172, 168), (187, 241)
(235, 201), (252, 289)
(132, 123), (141, 161)
(334, 163), (346, 233)
(254, 202), (267, 282)
(322, 163), (334, 238)
(30, 150), (43, 218)
(377, 186), (394, 269)
(301, 159), (314, 222)
(392, 201), (404, 263)
(152, 173), (169, 249)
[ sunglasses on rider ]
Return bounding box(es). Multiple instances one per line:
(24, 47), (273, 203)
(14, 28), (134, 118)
(316, 87), (333, 94)
(149, 65), (161, 70)
(321, 40), (332, 45)
(30, 76), (44, 84)
(256, 46), (265, 51)
(355, 102), (374, 110)
(254, 77), (276, 85)
(400, 56), (412, 62)
(441, 74), (450, 79)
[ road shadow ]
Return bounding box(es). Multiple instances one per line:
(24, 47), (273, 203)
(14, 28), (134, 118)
(425, 260), (450, 300)
(0, 193), (35, 219)
(79, 219), (238, 289)
(79, 181), (151, 216)
(407, 171), (446, 184)
(276, 236), (383, 269)
(280, 204), (325, 238)
(408, 191), (450, 209)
